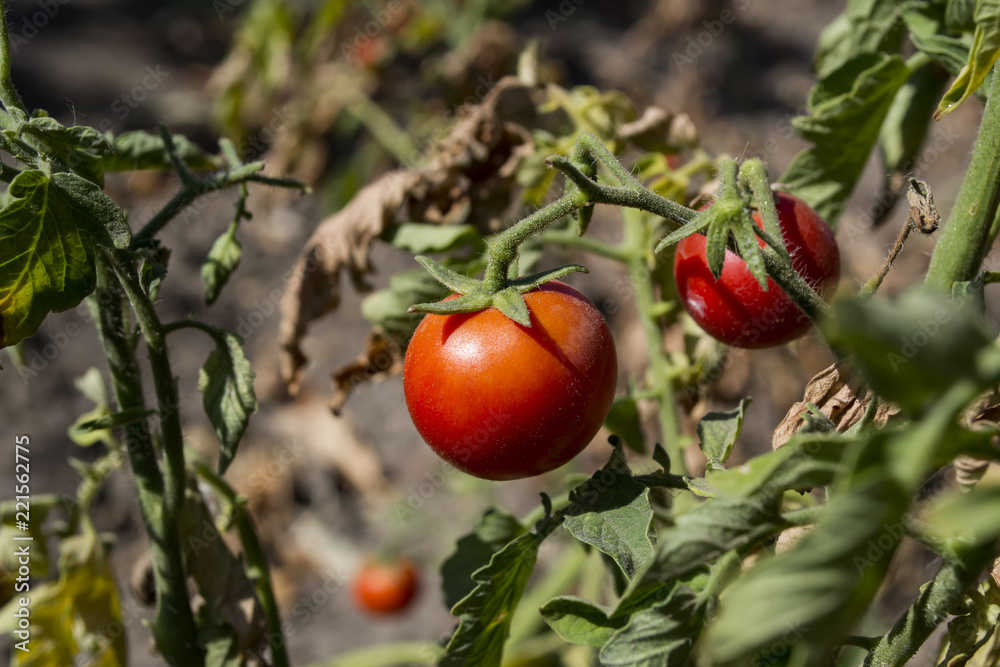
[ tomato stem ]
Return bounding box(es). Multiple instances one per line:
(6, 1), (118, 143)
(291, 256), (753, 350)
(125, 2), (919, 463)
(91, 251), (205, 667)
(924, 63), (1000, 291)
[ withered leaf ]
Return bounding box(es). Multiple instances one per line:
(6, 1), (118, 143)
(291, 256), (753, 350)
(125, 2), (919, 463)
(329, 328), (404, 415)
(772, 362), (899, 450)
(279, 76), (536, 399)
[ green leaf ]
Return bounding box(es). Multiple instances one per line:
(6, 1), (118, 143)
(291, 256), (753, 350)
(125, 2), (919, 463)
(138, 243), (170, 300)
(903, 5), (981, 82)
(620, 495), (786, 614)
(103, 130), (216, 171)
(440, 533), (541, 667)
(948, 0), (979, 31)
(820, 290), (993, 417)
(780, 53), (911, 226)
(197, 328), (257, 474)
(705, 468), (909, 666)
(705, 209), (731, 279)
(936, 0), (1000, 118)
(70, 407), (155, 445)
(924, 485), (1000, 560)
(604, 395), (646, 453)
(813, 0), (906, 78)
(0, 170), (129, 348)
(697, 398), (750, 467)
(540, 596), (625, 647)
(705, 433), (846, 498)
(202, 221), (242, 305)
(563, 473), (655, 579)
(440, 508), (526, 609)
(389, 223), (486, 254)
(879, 62), (949, 175)
(23, 116), (112, 186)
(599, 585), (705, 667)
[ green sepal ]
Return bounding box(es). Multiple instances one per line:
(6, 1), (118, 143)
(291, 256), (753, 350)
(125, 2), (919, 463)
(409, 292), (493, 317)
(492, 288), (531, 327)
(510, 264), (590, 293)
(654, 212), (712, 253)
(731, 211), (768, 290)
(705, 211), (731, 280)
(414, 255), (482, 294)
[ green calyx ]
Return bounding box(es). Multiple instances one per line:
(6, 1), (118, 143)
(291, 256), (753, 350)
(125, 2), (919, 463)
(408, 255), (588, 327)
(653, 158), (785, 290)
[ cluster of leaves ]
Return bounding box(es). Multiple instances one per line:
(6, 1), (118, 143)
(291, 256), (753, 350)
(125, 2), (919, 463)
(779, 0), (1000, 227)
(431, 290), (1000, 666)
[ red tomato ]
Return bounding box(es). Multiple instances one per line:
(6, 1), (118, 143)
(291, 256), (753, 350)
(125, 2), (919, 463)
(673, 192), (840, 348)
(352, 558), (419, 614)
(403, 281), (618, 481)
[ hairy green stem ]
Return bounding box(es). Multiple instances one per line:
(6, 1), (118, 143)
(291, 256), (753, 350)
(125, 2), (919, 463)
(861, 559), (982, 666)
(483, 193), (586, 291)
(194, 462), (291, 667)
(924, 64), (1000, 290)
(90, 253), (203, 665)
(0, 7), (26, 115)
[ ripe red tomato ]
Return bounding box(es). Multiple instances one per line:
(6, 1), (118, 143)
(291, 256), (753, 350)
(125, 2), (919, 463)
(352, 558), (419, 614)
(673, 192), (840, 348)
(403, 281), (617, 481)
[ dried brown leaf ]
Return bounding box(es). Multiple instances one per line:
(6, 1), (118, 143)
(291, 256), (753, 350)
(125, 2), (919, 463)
(279, 76), (536, 397)
(329, 328), (404, 415)
(772, 362), (899, 450)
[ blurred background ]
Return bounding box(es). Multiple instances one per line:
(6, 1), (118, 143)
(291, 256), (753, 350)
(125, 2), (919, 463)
(0, 0), (990, 664)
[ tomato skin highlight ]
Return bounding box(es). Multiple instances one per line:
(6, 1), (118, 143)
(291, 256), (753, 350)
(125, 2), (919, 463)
(352, 558), (419, 614)
(673, 193), (840, 349)
(403, 281), (618, 481)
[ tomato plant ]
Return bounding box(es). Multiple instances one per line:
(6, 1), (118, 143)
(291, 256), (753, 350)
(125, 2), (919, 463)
(673, 192), (841, 348)
(403, 281), (617, 480)
(352, 558), (419, 614)
(7, 1), (1000, 667)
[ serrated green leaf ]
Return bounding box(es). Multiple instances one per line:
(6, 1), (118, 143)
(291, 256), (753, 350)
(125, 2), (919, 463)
(705, 469), (909, 666)
(697, 398), (750, 466)
(620, 495), (786, 615)
(23, 117), (112, 186)
(389, 223), (485, 254)
(563, 474), (655, 579)
(936, 0), (1000, 118)
(814, 0), (906, 78)
(440, 533), (540, 667)
(604, 395), (646, 453)
(904, 5), (980, 79)
(780, 53), (910, 226)
(441, 509), (526, 609)
(599, 585), (704, 667)
(0, 170), (129, 348)
(103, 130), (216, 171)
(820, 290), (992, 417)
(197, 328), (257, 474)
(541, 596), (625, 647)
(202, 222), (242, 305)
